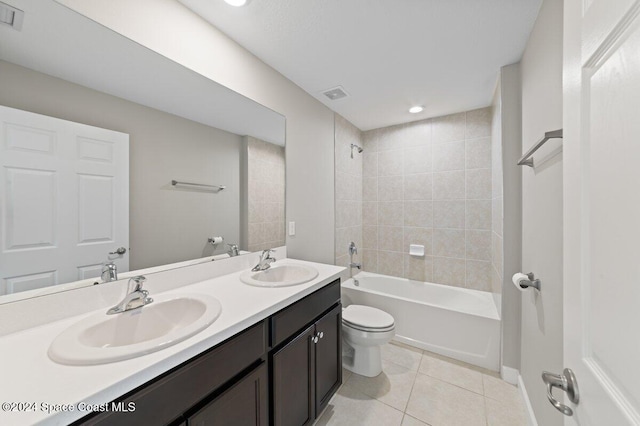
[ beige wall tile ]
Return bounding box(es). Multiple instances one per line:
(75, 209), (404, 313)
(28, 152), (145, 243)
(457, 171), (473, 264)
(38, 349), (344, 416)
(404, 173), (433, 200)
(465, 107), (492, 139)
(433, 141), (465, 171)
(404, 254), (433, 282)
(362, 249), (378, 272)
(363, 225), (379, 250)
(492, 232), (503, 275)
(433, 171), (465, 200)
(432, 111), (466, 143)
(363, 152), (378, 177)
(379, 201), (403, 225)
(379, 175), (404, 201)
(433, 256), (466, 287)
(378, 150), (404, 176)
(402, 146), (432, 174)
(379, 226), (404, 252)
(466, 199), (491, 229)
(404, 200), (433, 227)
(402, 119), (432, 147)
(466, 168), (492, 199)
(465, 260), (492, 291)
(466, 230), (492, 261)
(363, 201), (378, 225)
(491, 264), (502, 293)
(433, 229), (465, 258)
(378, 250), (404, 277)
(466, 137), (492, 169)
(433, 200), (465, 229)
(492, 196), (503, 237)
(363, 176), (378, 201)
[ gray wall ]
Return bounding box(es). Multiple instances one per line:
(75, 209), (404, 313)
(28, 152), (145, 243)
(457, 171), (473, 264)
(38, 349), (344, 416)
(520, 0), (564, 424)
(59, 0), (337, 265)
(0, 60), (242, 270)
(499, 63), (523, 372)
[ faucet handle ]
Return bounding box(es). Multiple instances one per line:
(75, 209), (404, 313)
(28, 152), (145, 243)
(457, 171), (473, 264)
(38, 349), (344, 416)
(348, 241), (358, 256)
(128, 275), (146, 291)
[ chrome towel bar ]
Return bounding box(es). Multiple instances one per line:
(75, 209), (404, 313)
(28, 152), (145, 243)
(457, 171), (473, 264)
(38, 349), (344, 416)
(171, 180), (226, 190)
(518, 129), (563, 167)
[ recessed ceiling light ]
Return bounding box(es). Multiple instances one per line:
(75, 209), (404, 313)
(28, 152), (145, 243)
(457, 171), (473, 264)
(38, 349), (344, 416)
(224, 0), (249, 6)
(409, 106), (424, 114)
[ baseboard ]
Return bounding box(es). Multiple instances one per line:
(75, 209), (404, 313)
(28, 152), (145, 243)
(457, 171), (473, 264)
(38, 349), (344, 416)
(518, 374), (538, 426)
(500, 365), (519, 385)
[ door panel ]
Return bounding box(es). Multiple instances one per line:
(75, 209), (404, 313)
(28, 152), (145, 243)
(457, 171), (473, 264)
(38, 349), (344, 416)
(564, 0), (640, 424)
(0, 105), (129, 295)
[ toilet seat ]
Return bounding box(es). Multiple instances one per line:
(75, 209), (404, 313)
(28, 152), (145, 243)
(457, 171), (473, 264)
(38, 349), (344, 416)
(342, 305), (395, 333)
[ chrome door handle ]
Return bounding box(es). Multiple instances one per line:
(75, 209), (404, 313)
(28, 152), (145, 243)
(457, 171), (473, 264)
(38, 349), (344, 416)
(541, 368), (579, 416)
(109, 247), (127, 255)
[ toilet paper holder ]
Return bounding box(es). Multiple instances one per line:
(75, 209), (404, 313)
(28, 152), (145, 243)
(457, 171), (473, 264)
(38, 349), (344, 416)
(519, 272), (541, 291)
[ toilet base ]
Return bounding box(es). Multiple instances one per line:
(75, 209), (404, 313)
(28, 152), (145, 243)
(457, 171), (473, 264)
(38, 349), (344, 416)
(341, 339), (383, 377)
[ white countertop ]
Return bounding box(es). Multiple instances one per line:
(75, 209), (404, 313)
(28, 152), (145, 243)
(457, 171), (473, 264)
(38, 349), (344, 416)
(0, 258), (343, 426)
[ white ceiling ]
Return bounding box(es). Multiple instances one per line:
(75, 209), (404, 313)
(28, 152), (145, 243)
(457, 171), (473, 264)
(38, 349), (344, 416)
(0, 0), (285, 145)
(179, 0), (542, 131)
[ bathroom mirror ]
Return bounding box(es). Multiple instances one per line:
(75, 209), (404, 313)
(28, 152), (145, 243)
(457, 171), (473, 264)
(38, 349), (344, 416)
(0, 0), (286, 303)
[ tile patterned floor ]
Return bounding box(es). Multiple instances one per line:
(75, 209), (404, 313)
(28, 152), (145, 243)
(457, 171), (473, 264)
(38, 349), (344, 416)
(315, 342), (527, 426)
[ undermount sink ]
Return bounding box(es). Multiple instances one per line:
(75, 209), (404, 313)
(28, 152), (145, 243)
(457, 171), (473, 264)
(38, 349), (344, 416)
(240, 263), (319, 287)
(48, 294), (222, 365)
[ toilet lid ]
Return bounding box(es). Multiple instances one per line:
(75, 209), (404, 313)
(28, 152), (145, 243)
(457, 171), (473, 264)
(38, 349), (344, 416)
(342, 305), (394, 330)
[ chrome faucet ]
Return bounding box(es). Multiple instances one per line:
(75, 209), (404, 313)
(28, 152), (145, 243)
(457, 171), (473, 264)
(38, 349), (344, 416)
(252, 249), (276, 271)
(106, 276), (153, 315)
(101, 261), (118, 283)
(348, 242), (361, 271)
(227, 243), (240, 257)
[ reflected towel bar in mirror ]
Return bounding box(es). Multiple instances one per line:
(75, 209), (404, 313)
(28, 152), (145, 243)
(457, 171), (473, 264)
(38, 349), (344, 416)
(171, 180), (226, 190)
(517, 129), (563, 167)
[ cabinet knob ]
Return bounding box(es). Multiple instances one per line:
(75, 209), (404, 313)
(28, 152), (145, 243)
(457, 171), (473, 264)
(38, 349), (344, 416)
(318, 332), (324, 339)
(312, 336), (319, 344)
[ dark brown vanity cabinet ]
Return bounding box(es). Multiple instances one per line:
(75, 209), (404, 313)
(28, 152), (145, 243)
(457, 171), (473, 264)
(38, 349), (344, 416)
(74, 278), (342, 426)
(271, 281), (342, 426)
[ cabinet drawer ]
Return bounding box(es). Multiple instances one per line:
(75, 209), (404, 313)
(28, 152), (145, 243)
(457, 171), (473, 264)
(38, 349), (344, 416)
(270, 279), (340, 348)
(77, 320), (267, 426)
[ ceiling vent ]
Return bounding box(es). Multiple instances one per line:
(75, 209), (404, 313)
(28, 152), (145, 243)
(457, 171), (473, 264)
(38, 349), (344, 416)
(322, 86), (349, 101)
(0, 1), (24, 31)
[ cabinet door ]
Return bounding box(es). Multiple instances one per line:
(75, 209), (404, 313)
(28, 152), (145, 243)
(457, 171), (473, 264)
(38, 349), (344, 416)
(188, 362), (268, 426)
(314, 304), (342, 416)
(272, 324), (316, 426)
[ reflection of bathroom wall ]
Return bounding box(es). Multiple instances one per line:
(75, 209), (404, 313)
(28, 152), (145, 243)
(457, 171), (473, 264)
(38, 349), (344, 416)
(361, 108), (493, 291)
(244, 137), (285, 252)
(334, 115), (363, 270)
(0, 60), (242, 270)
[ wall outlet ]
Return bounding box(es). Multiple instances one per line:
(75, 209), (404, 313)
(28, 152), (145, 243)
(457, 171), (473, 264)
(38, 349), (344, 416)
(288, 221), (296, 236)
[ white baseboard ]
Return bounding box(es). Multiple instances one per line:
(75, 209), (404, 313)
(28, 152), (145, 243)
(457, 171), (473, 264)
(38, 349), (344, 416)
(518, 374), (538, 426)
(501, 365), (519, 385)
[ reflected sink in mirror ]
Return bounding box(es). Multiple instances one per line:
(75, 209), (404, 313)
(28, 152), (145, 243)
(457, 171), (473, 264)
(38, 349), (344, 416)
(240, 264), (318, 288)
(48, 294), (222, 365)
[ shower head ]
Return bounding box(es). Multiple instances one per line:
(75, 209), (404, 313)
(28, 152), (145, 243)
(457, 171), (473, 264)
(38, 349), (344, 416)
(350, 143), (364, 158)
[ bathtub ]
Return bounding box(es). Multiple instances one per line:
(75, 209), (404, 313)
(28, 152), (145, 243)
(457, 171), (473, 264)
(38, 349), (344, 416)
(341, 272), (501, 371)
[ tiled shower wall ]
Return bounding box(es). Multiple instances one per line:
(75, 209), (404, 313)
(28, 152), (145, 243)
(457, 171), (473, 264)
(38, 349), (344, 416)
(360, 108), (494, 291)
(334, 115), (363, 270)
(491, 92), (504, 294)
(246, 136), (286, 252)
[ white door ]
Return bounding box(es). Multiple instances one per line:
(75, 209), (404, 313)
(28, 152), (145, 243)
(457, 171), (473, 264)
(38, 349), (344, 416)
(0, 106), (129, 295)
(564, 0), (640, 424)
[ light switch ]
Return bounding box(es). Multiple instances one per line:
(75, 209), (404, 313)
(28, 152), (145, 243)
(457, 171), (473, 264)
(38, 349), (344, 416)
(288, 221), (296, 236)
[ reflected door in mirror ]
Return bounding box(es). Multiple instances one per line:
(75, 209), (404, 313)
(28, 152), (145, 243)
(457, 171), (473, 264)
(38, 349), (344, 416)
(0, 106), (129, 295)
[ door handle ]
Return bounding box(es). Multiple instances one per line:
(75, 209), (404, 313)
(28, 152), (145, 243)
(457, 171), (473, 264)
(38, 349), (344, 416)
(541, 368), (579, 416)
(109, 247), (127, 255)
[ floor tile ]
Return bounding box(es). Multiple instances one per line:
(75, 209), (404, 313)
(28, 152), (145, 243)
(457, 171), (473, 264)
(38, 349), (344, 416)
(401, 414), (429, 426)
(381, 341), (423, 371)
(342, 367), (352, 384)
(485, 395), (527, 426)
(406, 373), (486, 426)
(483, 374), (522, 405)
(419, 352), (484, 394)
(316, 383), (404, 426)
(422, 349), (499, 377)
(345, 359), (418, 411)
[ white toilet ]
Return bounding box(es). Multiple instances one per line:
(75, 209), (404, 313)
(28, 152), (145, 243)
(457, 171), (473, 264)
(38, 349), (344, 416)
(341, 304), (395, 377)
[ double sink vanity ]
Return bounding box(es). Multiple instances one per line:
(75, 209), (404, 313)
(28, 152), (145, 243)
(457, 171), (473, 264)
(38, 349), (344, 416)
(0, 251), (344, 426)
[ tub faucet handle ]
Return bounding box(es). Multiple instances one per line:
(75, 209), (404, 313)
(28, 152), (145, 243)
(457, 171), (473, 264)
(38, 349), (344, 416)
(348, 241), (358, 256)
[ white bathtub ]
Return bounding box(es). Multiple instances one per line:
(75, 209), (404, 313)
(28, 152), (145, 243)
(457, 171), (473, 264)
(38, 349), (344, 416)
(341, 272), (501, 371)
